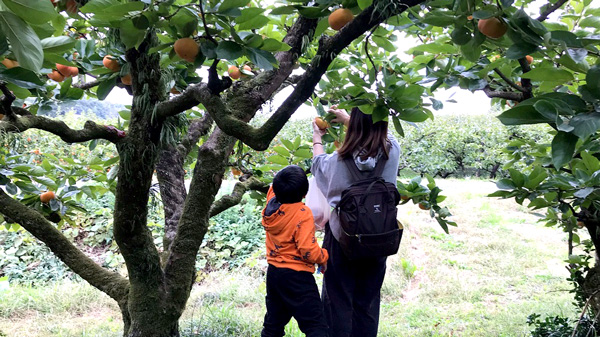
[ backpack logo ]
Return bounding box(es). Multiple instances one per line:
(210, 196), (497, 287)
(374, 204), (381, 213)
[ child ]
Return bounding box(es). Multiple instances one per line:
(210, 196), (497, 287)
(261, 165), (329, 337)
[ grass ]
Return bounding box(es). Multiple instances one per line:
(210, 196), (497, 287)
(0, 179), (580, 337)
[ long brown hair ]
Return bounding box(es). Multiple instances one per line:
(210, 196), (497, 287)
(338, 107), (390, 160)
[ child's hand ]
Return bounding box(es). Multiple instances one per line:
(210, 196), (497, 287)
(318, 263), (327, 274)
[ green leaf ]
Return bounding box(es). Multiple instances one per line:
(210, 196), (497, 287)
(32, 176), (58, 190)
(41, 36), (76, 54)
(372, 105), (389, 123)
(118, 110), (131, 120)
(120, 20), (146, 49)
(586, 65), (600, 97)
(297, 6), (328, 19)
(2, 0), (57, 25)
(270, 6), (296, 15)
(521, 67), (574, 83)
(96, 77), (116, 100)
(451, 26), (472, 45)
(410, 43), (457, 54)
(372, 36), (396, 52)
(472, 10), (494, 19)
(246, 48), (277, 70)
(273, 146), (290, 157)
(532, 100), (557, 119)
(0, 67), (44, 88)
(85, 1), (144, 18)
(237, 15), (270, 30)
(551, 131), (578, 169)
(172, 8), (198, 37)
(392, 116), (404, 137)
(260, 38), (290, 52)
(219, 0), (250, 12)
(267, 155), (288, 165)
(278, 139), (293, 152)
(524, 166), (547, 189)
(505, 43), (538, 59)
(496, 178), (516, 190)
(0, 11), (43, 71)
(460, 40), (481, 62)
(570, 113), (600, 139)
(358, 0), (373, 9)
(80, 0), (120, 13)
(294, 148), (312, 158)
(508, 169), (524, 188)
(497, 105), (553, 125)
(421, 12), (456, 27)
(398, 108), (429, 122)
(580, 16), (600, 29)
(216, 41), (244, 60)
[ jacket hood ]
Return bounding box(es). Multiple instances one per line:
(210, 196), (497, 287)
(262, 197), (298, 234)
(353, 151), (382, 171)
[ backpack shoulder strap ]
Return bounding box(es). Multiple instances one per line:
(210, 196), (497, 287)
(372, 156), (387, 178)
(343, 156), (364, 181)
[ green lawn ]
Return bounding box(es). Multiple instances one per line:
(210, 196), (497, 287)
(0, 179), (578, 337)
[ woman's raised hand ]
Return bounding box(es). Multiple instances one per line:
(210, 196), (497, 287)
(328, 105), (350, 126)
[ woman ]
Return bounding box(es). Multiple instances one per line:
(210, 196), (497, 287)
(312, 106), (400, 337)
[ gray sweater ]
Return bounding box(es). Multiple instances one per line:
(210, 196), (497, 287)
(311, 133), (400, 241)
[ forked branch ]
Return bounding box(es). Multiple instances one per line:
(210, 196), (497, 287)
(209, 177), (269, 217)
(0, 115), (126, 143)
(0, 188), (129, 303)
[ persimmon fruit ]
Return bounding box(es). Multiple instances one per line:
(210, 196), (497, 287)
(56, 63), (78, 77)
(40, 191), (56, 203)
(315, 117), (330, 130)
(103, 55), (120, 72)
(174, 38), (199, 62)
(1, 59), (18, 69)
(526, 55), (533, 64)
(121, 74), (132, 85)
(48, 70), (65, 82)
(477, 17), (507, 39)
(329, 8), (354, 31)
(228, 65), (241, 80)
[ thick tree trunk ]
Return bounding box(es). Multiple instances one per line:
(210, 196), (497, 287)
(127, 321), (179, 337)
(156, 147), (187, 251)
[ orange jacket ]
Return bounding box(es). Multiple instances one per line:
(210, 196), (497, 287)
(262, 186), (328, 273)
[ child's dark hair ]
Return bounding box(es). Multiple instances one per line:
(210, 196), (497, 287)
(273, 165), (308, 204)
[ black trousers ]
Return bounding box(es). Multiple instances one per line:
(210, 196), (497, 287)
(321, 223), (387, 337)
(262, 264), (328, 337)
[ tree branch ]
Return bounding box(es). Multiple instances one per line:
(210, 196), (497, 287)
(207, 59), (232, 94)
(0, 81), (16, 117)
(177, 112), (214, 157)
(0, 188), (129, 303)
(0, 115), (126, 143)
(209, 177), (269, 217)
(482, 85), (524, 101)
(517, 58), (534, 100)
(73, 79), (101, 90)
(161, 0), (424, 150)
(536, 0), (569, 22)
(493, 68), (527, 93)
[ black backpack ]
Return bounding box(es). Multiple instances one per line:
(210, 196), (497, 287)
(335, 156), (402, 260)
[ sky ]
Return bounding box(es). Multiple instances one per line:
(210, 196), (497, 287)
(104, 0), (597, 119)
